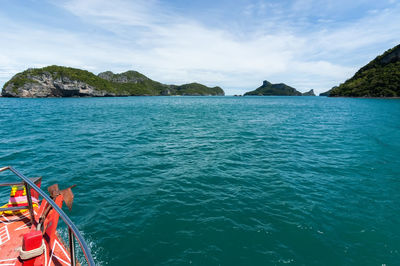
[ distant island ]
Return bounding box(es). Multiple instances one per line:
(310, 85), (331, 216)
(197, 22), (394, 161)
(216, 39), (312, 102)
(244, 80), (315, 96)
(5, 43), (399, 99)
(321, 44), (400, 97)
(1, 65), (225, 97)
(319, 90), (331, 97)
(302, 89), (316, 96)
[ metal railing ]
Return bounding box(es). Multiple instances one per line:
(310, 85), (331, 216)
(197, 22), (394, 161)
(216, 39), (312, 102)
(0, 166), (95, 266)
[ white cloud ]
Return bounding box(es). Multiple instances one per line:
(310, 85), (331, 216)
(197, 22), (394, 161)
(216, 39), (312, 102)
(0, 0), (399, 95)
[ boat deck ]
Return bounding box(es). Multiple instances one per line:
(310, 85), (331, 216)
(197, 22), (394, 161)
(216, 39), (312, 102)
(0, 208), (71, 266)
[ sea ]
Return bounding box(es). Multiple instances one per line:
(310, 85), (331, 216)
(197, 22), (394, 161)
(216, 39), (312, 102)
(0, 96), (399, 265)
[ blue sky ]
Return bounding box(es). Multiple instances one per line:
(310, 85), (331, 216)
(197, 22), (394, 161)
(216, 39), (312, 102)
(0, 0), (399, 95)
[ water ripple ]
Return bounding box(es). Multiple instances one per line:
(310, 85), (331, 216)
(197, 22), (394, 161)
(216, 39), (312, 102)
(0, 97), (400, 265)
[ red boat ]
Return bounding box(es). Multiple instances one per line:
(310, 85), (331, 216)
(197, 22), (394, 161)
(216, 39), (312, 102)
(0, 166), (94, 266)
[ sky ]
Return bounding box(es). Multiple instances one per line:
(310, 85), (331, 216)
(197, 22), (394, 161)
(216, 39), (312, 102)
(0, 0), (399, 95)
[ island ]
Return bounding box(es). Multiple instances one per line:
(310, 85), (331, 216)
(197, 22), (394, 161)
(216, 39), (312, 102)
(302, 89), (316, 96)
(320, 44), (400, 97)
(1, 66), (225, 97)
(319, 90), (332, 96)
(244, 80), (314, 96)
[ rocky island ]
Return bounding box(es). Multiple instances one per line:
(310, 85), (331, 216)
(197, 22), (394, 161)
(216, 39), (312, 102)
(244, 80), (314, 96)
(321, 44), (400, 97)
(302, 89), (316, 96)
(1, 66), (225, 97)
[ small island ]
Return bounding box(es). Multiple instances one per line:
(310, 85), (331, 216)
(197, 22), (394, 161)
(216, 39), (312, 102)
(244, 80), (315, 96)
(302, 89), (316, 96)
(321, 44), (400, 97)
(1, 66), (225, 97)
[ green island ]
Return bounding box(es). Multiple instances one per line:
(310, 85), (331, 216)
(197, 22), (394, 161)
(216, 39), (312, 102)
(321, 44), (400, 97)
(244, 80), (315, 96)
(1, 65), (225, 97)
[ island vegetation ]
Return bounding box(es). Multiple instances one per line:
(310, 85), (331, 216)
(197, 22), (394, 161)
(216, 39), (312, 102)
(321, 44), (400, 97)
(1, 66), (225, 97)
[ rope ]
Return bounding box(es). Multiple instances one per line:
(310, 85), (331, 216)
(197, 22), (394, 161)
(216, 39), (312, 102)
(18, 239), (46, 260)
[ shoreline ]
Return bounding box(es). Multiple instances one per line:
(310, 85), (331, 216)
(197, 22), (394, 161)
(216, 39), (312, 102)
(328, 96), (400, 99)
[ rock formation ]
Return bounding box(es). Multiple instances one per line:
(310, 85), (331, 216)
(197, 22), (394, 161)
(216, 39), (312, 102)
(1, 66), (225, 97)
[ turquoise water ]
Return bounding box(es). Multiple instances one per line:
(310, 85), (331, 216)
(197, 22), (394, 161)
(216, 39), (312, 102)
(1, 96), (400, 265)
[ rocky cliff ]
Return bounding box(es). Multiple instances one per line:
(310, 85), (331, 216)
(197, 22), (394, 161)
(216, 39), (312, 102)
(302, 89), (316, 96)
(2, 67), (115, 97)
(1, 66), (225, 97)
